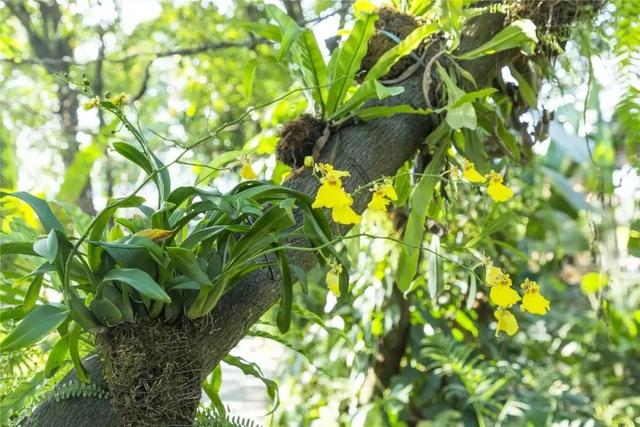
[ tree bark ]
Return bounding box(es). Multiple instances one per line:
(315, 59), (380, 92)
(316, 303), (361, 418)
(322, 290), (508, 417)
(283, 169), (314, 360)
(25, 3), (602, 425)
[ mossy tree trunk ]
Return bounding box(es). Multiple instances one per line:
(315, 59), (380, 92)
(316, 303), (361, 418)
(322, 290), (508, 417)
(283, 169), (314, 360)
(25, 2), (602, 425)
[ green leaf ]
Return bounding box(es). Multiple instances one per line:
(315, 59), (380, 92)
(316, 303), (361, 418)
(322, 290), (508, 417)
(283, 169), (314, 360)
(365, 23), (439, 81)
(0, 191), (64, 232)
(33, 229), (58, 264)
(332, 80), (404, 120)
(293, 29), (328, 114)
(0, 241), (38, 257)
(446, 102), (477, 130)
(23, 274), (44, 313)
(455, 19), (538, 60)
(1, 304), (69, 352)
(103, 268), (171, 303)
(276, 251), (293, 333)
(44, 334), (69, 378)
(266, 4), (303, 61)
(87, 195), (146, 271)
(166, 247), (211, 287)
(223, 354), (279, 410)
(325, 12), (378, 116)
(112, 142), (153, 175)
(355, 104), (432, 121)
(68, 322), (89, 383)
(231, 205), (296, 258)
(397, 134), (448, 292)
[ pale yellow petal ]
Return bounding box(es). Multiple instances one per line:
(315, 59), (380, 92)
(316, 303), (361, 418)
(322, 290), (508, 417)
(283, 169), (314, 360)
(490, 284), (521, 307)
(367, 193), (390, 211)
(241, 160), (257, 180)
(326, 270), (341, 297)
(312, 181), (352, 209)
(495, 309), (518, 336)
(487, 181), (514, 202)
(332, 205), (362, 225)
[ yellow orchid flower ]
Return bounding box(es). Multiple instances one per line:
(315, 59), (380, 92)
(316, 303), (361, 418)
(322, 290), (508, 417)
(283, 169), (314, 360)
(495, 308), (518, 336)
(520, 279), (550, 315)
(83, 96), (100, 111)
(379, 179), (398, 200)
(332, 205), (362, 225)
(367, 178), (397, 211)
(486, 171), (514, 202)
(367, 192), (390, 211)
(490, 283), (521, 307)
(316, 163), (350, 180)
(112, 92), (130, 107)
(312, 180), (353, 209)
(462, 160), (486, 183)
(241, 159), (257, 180)
(326, 262), (343, 297)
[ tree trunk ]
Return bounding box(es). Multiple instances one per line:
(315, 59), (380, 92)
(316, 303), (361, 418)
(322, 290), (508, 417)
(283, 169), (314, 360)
(25, 2), (602, 425)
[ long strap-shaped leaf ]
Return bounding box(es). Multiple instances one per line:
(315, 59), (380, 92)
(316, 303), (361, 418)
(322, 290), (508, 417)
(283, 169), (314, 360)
(275, 249), (293, 333)
(397, 126), (449, 292)
(291, 29), (328, 115)
(325, 12), (378, 116)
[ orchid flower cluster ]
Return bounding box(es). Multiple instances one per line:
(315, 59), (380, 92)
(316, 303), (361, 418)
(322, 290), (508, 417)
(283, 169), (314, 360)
(485, 261), (551, 336)
(461, 160), (514, 202)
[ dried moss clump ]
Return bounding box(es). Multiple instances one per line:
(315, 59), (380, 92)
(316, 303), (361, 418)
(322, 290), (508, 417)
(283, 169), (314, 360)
(360, 7), (420, 80)
(276, 114), (327, 168)
(96, 317), (203, 426)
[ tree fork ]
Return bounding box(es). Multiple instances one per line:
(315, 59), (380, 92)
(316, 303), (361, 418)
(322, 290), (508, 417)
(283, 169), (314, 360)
(25, 2), (602, 425)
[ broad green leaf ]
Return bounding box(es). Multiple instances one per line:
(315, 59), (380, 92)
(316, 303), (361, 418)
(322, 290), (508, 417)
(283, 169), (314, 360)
(397, 133), (448, 292)
(231, 205), (296, 258)
(446, 102), (477, 130)
(33, 229), (58, 264)
(0, 241), (38, 257)
(0, 191), (64, 232)
(112, 142), (153, 174)
(44, 334), (69, 378)
(325, 12), (378, 115)
(455, 19), (538, 60)
(293, 29), (328, 115)
(366, 23), (439, 81)
(87, 195), (146, 271)
(1, 304), (69, 352)
(167, 247), (211, 287)
(223, 354), (279, 409)
(23, 274), (44, 313)
(266, 4), (302, 61)
(103, 268), (171, 303)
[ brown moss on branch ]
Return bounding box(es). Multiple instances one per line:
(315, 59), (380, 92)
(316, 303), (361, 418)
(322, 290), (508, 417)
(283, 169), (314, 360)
(276, 114), (327, 168)
(360, 7), (420, 80)
(96, 317), (203, 426)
